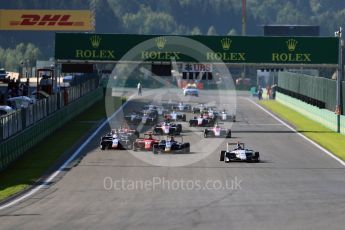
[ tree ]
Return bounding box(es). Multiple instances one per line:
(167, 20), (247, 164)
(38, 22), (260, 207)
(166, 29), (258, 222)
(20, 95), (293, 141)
(275, 2), (306, 24)
(190, 27), (202, 35)
(122, 5), (178, 34)
(0, 43), (42, 71)
(227, 29), (238, 36)
(207, 26), (218, 35)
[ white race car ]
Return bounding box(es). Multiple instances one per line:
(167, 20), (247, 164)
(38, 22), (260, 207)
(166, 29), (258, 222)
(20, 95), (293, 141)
(219, 110), (236, 122)
(164, 111), (187, 121)
(143, 104), (167, 116)
(172, 102), (191, 111)
(220, 142), (260, 163)
(204, 124), (231, 138)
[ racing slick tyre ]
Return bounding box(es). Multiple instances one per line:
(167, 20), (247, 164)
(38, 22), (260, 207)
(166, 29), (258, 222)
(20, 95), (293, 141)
(153, 128), (163, 135)
(126, 144), (133, 150)
(185, 146), (190, 153)
(100, 144), (106, 150)
(134, 131), (140, 138)
(153, 145), (159, 154)
(182, 115), (187, 122)
(226, 130), (231, 138)
(183, 143), (190, 153)
(220, 151), (226, 161)
(133, 144), (139, 152)
(254, 152), (260, 162)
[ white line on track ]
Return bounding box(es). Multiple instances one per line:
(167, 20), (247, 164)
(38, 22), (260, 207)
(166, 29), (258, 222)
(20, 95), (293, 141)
(246, 98), (345, 167)
(0, 94), (135, 210)
(235, 123), (284, 126)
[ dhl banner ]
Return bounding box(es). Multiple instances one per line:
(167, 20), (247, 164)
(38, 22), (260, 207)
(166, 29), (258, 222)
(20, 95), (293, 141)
(0, 10), (92, 31)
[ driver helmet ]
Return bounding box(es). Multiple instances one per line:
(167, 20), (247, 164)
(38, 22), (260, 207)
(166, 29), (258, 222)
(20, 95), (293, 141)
(236, 141), (242, 149)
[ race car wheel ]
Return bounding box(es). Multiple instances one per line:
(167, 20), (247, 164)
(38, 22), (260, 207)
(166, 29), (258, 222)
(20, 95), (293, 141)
(254, 152), (260, 162)
(182, 115), (186, 122)
(182, 143), (190, 153)
(153, 128), (163, 135)
(226, 131), (231, 138)
(126, 144), (133, 150)
(153, 145), (159, 154)
(100, 144), (106, 150)
(134, 131), (140, 138)
(185, 146), (190, 153)
(177, 124), (182, 132)
(220, 151), (226, 161)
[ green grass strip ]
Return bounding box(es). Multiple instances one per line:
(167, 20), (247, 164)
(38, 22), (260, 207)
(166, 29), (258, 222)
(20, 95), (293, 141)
(0, 97), (123, 202)
(260, 100), (345, 162)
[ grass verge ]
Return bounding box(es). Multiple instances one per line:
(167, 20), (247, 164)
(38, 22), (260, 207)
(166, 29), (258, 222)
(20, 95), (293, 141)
(0, 97), (123, 202)
(260, 100), (345, 162)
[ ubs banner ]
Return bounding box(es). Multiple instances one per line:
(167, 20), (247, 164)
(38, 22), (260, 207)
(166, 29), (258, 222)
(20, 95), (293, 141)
(0, 10), (92, 31)
(55, 33), (339, 65)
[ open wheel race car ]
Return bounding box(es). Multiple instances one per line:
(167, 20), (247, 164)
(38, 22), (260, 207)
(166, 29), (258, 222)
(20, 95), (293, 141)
(153, 121), (182, 135)
(164, 111), (187, 122)
(133, 132), (160, 151)
(192, 103), (207, 114)
(142, 104), (167, 116)
(189, 115), (216, 127)
(204, 124), (231, 138)
(100, 130), (138, 150)
(124, 111), (157, 125)
(218, 110), (236, 122)
(152, 136), (190, 154)
(220, 142), (260, 163)
(171, 102), (191, 112)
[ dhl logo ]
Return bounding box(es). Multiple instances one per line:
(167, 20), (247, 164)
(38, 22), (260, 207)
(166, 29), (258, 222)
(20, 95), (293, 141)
(10, 14), (84, 26)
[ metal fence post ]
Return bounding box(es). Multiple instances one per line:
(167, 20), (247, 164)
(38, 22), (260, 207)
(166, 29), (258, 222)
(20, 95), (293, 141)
(335, 27), (343, 133)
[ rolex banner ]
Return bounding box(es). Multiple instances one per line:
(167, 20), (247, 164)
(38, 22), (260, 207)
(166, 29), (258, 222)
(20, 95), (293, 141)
(55, 33), (339, 65)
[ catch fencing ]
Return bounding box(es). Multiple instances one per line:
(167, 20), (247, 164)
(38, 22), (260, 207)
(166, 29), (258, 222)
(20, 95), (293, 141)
(277, 72), (344, 113)
(0, 87), (102, 172)
(0, 79), (98, 141)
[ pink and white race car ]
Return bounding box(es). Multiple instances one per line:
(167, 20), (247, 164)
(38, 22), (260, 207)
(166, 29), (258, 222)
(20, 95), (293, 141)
(203, 124), (231, 138)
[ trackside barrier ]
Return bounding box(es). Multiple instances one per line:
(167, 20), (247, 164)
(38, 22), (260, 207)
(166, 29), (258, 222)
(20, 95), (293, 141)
(278, 72), (339, 112)
(0, 79), (98, 141)
(0, 88), (102, 172)
(276, 92), (345, 134)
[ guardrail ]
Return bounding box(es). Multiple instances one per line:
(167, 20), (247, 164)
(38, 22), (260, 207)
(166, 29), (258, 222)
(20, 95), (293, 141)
(0, 87), (102, 172)
(276, 92), (345, 134)
(0, 79), (98, 141)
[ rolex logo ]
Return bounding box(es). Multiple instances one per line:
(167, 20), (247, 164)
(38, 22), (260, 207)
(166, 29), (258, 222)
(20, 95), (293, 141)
(90, 35), (101, 48)
(155, 36), (167, 49)
(221, 38), (232, 50)
(286, 39), (298, 52)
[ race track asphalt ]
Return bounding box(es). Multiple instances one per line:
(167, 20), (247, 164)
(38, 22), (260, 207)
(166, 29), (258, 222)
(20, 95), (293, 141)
(1, 89), (345, 230)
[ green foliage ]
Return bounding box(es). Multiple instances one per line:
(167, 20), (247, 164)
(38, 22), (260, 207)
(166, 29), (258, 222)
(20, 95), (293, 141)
(207, 26), (218, 35)
(227, 28), (238, 36)
(0, 43), (42, 71)
(123, 5), (179, 34)
(190, 27), (202, 35)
